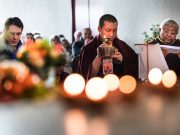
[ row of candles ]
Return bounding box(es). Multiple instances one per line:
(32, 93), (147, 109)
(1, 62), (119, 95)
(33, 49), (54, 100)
(62, 68), (178, 102)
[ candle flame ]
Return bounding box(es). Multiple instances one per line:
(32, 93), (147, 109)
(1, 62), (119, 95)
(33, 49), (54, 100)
(64, 74), (85, 96)
(148, 68), (162, 85)
(162, 70), (177, 88)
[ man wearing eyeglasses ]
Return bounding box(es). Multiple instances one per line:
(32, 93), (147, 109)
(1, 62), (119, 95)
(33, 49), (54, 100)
(0, 17), (24, 60)
(147, 19), (180, 76)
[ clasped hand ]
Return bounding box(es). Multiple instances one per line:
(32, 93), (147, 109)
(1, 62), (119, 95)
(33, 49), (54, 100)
(161, 48), (169, 57)
(112, 50), (123, 62)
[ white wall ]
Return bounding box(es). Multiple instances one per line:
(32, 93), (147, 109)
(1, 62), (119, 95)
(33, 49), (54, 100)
(1, 0), (180, 47)
(76, 0), (180, 49)
(0, 0), (72, 42)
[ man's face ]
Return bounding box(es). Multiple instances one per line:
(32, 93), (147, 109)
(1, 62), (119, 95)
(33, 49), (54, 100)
(160, 24), (178, 44)
(4, 25), (22, 46)
(98, 21), (118, 44)
(82, 29), (92, 40)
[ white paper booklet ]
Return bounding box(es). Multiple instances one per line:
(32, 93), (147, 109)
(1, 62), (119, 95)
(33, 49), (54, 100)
(136, 43), (169, 80)
(160, 45), (180, 54)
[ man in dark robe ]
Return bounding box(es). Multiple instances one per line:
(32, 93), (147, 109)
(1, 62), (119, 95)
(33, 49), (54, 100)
(147, 19), (180, 76)
(78, 14), (138, 80)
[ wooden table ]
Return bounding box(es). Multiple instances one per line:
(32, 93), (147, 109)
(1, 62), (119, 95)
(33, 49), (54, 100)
(0, 83), (180, 135)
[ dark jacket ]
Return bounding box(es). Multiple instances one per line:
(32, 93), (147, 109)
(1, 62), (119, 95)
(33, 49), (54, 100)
(0, 39), (22, 60)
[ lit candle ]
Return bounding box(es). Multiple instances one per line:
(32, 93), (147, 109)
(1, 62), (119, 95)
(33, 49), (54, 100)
(102, 36), (109, 44)
(85, 77), (108, 101)
(162, 70), (177, 88)
(119, 75), (137, 94)
(63, 74), (85, 96)
(103, 74), (119, 91)
(148, 68), (162, 85)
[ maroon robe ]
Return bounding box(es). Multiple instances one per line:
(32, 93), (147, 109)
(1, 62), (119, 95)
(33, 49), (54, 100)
(78, 35), (138, 80)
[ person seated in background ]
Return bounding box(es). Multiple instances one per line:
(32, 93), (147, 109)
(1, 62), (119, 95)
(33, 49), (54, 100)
(50, 35), (64, 52)
(55, 65), (69, 84)
(73, 30), (82, 42)
(147, 19), (180, 76)
(78, 14), (138, 80)
(0, 17), (24, 60)
(72, 28), (93, 59)
(71, 28), (93, 72)
(34, 32), (43, 43)
(24, 32), (34, 45)
(58, 36), (72, 74)
(50, 35), (69, 84)
(59, 35), (72, 55)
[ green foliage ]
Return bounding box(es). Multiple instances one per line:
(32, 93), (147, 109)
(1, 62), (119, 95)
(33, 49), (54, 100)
(142, 24), (160, 43)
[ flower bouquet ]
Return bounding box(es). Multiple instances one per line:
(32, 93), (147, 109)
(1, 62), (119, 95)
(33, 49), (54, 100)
(17, 40), (66, 80)
(0, 60), (50, 101)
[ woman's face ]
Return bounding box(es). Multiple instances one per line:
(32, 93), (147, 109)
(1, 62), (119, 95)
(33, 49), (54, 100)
(160, 24), (178, 44)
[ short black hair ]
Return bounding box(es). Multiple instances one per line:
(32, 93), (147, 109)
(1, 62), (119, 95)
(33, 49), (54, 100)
(26, 32), (33, 37)
(52, 35), (61, 43)
(26, 32), (34, 41)
(4, 17), (24, 30)
(99, 14), (118, 28)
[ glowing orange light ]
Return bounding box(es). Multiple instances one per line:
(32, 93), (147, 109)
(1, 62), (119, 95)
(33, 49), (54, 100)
(162, 70), (177, 88)
(3, 80), (13, 90)
(64, 74), (85, 96)
(85, 77), (108, 101)
(89, 117), (109, 135)
(119, 75), (137, 94)
(103, 74), (119, 91)
(148, 68), (162, 85)
(65, 109), (88, 135)
(0, 70), (5, 79)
